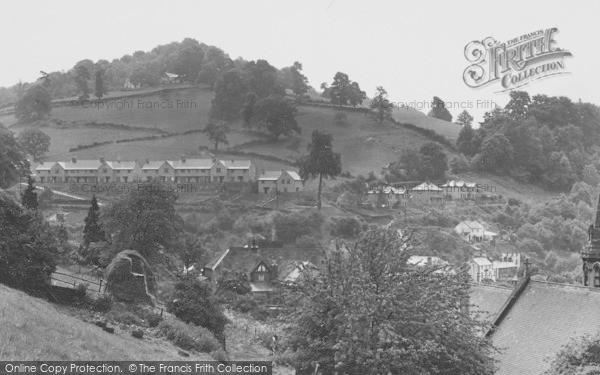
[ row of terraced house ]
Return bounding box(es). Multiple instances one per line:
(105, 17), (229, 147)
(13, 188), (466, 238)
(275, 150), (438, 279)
(34, 156), (256, 184)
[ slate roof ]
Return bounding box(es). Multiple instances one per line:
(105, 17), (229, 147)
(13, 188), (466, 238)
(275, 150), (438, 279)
(367, 185), (406, 195)
(410, 182), (443, 192)
(35, 162), (55, 171)
(258, 170), (302, 181)
(407, 255), (447, 267)
(458, 221), (484, 230)
(442, 180), (478, 189)
(490, 280), (600, 375)
(58, 160), (101, 170)
(141, 160), (166, 170)
(220, 160), (252, 169)
(169, 159), (214, 170)
(471, 257), (492, 267)
(105, 161), (138, 170)
(469, 283), (512, 323)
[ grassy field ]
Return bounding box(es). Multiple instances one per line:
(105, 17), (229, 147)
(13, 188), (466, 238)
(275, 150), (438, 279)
(0, 284), (211, 361)
(391, 106), (463, 141)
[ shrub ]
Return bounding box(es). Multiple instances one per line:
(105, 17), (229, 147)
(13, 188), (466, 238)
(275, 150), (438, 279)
(233, 294), (258, 313)
(92, 294), (113, 312)
(76, 283), (88, 299)
(166, 277), (228, 337)
(110, 310), (143, 326)
(273, 211), (324, 243)
(330, 217), (362, 237)
(157, 319), (220, 353)
(134, 307), (162, 328)
(295, 235), (321, 249)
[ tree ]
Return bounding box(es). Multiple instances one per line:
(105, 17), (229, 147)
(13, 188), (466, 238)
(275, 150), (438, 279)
(299, 130), (342, 209)
(0, 190), (59, 292)
(348, 81), (366, 108)
(178, 232), (207, 270)
(329, 72), (352, 106)
(383, 148), (423, 182)
(284, 228), (495, 375)
(15, 85), (52, 122)
(83, 195), (105, 246)
(166, 276), (228, 341)
(420, 142), (448, 180)
(456, 110), (473, 126)
(504, 90), (531, 120)
(449, 154), (470, 174)
(583, 164), (600, 188)
(17, 128), (50, 161)
(290, 61), (309, 96)
(252, 95), (300, 139)
(202, 120), (230, 151)
(94, 67), (107, 99)
(172, 38), (204, 83)
(428, 96), (453, 122)
(210, 69), (247, 120)
(73, 63), (91, 100)
(546, 330), (600, 375)
(243, 59), (283, 98)
(100, 182), (183, 254)
(240, 92), (258, 129)
(21, 175), (38, 211)
(480, 133), (514, 173)
(0, 124), (30, 188)
(217, 270), (251, 295)
(372, 86), (391, 123)
(456, 123), (475, 156)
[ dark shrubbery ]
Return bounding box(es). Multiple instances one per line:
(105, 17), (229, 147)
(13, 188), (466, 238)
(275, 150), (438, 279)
(157, 319), (220, 353)
(330, 216), (363, 237)
(273, 211), (324, 243)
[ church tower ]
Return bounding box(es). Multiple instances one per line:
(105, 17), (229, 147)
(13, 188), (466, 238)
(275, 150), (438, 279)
(582, 195), (600, 287)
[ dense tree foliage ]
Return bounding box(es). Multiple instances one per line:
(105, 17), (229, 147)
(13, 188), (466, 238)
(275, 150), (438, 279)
(284, 228), (496, 375)
(15, 84), (52, 122)
(456, 91), (600, 191)
(21, 175), (38, 211)
(299, 130), (342, 209)
(202, 120), (230, 150)
(546, 330), (600, 375)
(252, 95), (300, 139)
(456, 110), (473, 126)
(428, 96), (453, 122)
(100, 182), (183, 254)
(0, 190), (59, 293)
(0, 124), (30, 188)
(383, 142), (448, 182)
(328, 72), (365, 107)
(372, 86), (391, 123)
(17, 128), (50, 161)
(83, 195), (105, 246)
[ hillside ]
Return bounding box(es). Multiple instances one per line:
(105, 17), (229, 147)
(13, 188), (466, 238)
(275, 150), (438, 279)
(2, 87), (459, 178)
(0, 283), (211, 361)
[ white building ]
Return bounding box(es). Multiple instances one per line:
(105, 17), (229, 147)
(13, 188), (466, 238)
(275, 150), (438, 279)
(469, 257), (494, 282)
(258, 170), (303, 194)
(455, 221), (485, 242)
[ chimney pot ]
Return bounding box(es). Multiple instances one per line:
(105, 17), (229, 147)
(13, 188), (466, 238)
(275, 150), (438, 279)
(145, 158), (150, 164)
(100, 156), (105, 163)
(71, 156), (77, 163)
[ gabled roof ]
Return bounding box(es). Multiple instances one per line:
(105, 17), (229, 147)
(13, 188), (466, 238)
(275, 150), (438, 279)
(471, 257), (492, 267)
(367, 185), (406, 195)
(492, 261), (518, 269)
(490, 280), (600, 375)
(258, 170), (302, 181)
(220, 160), (252, 169)
(442, 180), (478, 188)
(458, 221), (484, 230)
(104, 161), (138, 170)
(58, 160), (102, 170)
(141, 160), (167, 170)
(165, 72), (178, 78)
(410, 182), (443, 192)
(407, 255), (447, 266)
(169, 159), (214, 170)
(470, 283), (513, 323)
(35, 162), (56, 171)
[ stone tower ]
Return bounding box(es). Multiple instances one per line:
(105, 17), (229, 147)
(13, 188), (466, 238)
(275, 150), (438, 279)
(582, 195), (600, 287)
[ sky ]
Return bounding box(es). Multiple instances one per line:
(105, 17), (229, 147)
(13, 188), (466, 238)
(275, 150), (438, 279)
(1, 0), (599, 122)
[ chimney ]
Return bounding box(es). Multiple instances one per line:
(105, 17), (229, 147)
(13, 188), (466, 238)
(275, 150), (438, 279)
(100, 156), (105, 163)
(71, 156), (77, 163)
(212, 158), (216, 163)
(180, 155), (186, 163)
(145, 158), (150, 164)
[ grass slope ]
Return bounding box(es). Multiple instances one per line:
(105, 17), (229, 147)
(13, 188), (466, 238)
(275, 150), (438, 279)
(0, 284), (210, 361)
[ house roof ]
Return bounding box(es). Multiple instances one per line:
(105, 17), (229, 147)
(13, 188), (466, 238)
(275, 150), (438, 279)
(165, 72), (178, 78)
(471, 257), (492, 267)
(407, 255), (447, 267)
(442, 180), (478, 188)
(258, 170), (302, 181)
(35, 162), (55, 171)
(367, 185), (406, 195)
(141, 161), (167, 170)
(220, 160), (252, 169)
(458, 221), (484, 230)
(104, 161), (138, 170)
(58, 160), (102, 170)
(469, 283), (513, 323)
(493, 261), (518, 269)
(169, 159), (214, 170)
(410, 182), (443, 192)
(490, 280), (600, 375)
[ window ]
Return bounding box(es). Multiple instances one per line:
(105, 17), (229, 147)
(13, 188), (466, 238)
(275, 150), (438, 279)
(128, 170), (131, 173)
(594, 264), (600, 287)
(258, 274), (265, 281)
(257, 264), (266, 272)
(103, 168), (107, 173)
(216, 168), (221, 173)
(116, 170), (120, 173)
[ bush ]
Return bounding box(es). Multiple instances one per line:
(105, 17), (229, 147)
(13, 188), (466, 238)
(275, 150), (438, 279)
(295, 235), (321, 248)
(330, 217), (362, 237)
(233, 294), (258, 313)
(157, 319), (220, 353)
(134, 307), (162, 328)
(166, 277), (228, 337)
(273, 211), (324, 243)
(92, 294), (113, 312)
(109, 310), (143, 326)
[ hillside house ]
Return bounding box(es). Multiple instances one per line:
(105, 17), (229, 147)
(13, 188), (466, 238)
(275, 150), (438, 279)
(100, 159), (143, 183)
(442, 180), (479, 200)
(454, 221), (485, 242)
(258, 170), (303, 194)
(409, 182), (444, 204)
(162, 72), (179, 84)
(491, 253), (521, 281)
(170, 157), (213, 183)
(469, 257), (494, 282)
(35, 162), (64, 183)
(220, 159), (256, 183)
(141, 160), (173, 182)
(365, 185), (406, 208)
(59, 158), (102, 183)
